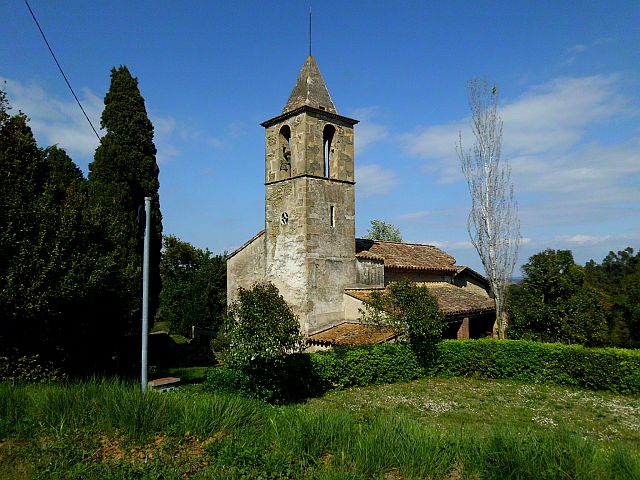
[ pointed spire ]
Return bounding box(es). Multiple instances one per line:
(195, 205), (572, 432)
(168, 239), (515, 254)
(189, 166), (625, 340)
(282, 55), (337, 114)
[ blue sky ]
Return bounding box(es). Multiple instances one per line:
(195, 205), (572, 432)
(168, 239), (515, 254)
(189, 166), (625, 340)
(2, 0), (639, 274)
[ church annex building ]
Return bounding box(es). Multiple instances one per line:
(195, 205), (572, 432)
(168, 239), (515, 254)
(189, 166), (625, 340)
(227, 55), (495, 346)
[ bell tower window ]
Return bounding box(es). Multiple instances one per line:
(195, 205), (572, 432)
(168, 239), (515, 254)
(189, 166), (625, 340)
(278, 125), (291, 177)
(323, 124), (335, 178)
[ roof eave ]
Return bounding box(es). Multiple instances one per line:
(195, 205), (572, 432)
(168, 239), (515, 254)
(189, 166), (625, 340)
(261, 105), (359, 128)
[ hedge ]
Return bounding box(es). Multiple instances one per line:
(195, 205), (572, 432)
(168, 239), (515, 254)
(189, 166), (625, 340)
(205, 339), (640, 402)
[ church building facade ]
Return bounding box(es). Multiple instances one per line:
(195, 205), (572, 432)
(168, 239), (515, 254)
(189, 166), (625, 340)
(227, 55), (495, 344)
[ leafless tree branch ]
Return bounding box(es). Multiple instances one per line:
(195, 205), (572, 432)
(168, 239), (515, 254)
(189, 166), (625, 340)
(457, 79), (521, 339)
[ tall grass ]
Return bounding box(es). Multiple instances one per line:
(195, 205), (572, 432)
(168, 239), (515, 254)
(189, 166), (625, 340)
(1, 380), (638, 478)
(0, 378), (265, 441)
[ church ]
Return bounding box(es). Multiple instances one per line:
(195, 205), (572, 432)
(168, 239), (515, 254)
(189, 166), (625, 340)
(227, 55), (495, 346)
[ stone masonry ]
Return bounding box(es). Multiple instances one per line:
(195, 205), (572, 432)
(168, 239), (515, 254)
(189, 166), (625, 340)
(227, 55), (360, 335)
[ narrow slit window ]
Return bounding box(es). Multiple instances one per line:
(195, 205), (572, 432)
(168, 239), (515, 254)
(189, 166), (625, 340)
(330, 205), (335, 228)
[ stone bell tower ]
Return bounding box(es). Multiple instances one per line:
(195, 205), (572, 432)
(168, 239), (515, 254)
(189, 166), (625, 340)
(260, 55), (359, 334)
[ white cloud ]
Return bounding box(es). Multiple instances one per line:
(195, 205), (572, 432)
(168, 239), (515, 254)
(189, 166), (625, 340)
(451, 240), (474, 249)
(402, 122), (466, 183)
(150, 113), (181, 164)
(421, 240), (447, 249)
(152, 115), (176, 137)
(563, 38), (615, 65)
(400, 74), (640, 226)
(557, 234), (612, 247)
(356, 164), (398, 197)
(566, 44), (587, 55)
(156, 143), (180, 165)
(501, 75), (629, 155)
(207, 137), (224, 148)
(398, 210), (431, 221)
(356, 123), (389, 153)
(3, 77), (190, 166)
(2, 78), (103, 158)
(349, 106), (390, 153)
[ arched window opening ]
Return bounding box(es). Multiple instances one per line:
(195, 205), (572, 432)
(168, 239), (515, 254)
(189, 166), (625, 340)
(323, 124), (336, 178)
(278, 125), (291, 176)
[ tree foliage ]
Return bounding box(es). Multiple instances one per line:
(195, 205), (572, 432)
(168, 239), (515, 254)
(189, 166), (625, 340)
(360, 279), (446, 342)
(0, 97), (109, 366)
(457, 79), (520, 339)
(158, 236), (226, 337)
(87, 66), (162, 345)
(585, 247), (640, 348)
(508, 249), (609, 347)
(0, 71), (169, 373)
(219, 283), (304, 369)
(365, 220), (402, 242)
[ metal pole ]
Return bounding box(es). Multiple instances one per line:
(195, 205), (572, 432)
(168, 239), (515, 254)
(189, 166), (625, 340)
(141, 197), (151, 391)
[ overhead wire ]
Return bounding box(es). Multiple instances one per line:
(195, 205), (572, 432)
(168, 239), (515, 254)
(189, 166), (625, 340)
(24, 0), (102, 142)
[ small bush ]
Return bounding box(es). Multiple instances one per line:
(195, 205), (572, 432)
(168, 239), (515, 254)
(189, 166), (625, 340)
(205, 367), (252, 396)
(219, 283), (305, 369)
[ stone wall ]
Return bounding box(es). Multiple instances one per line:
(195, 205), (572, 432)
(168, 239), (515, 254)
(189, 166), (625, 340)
(265, 111), (355, 183)
(263, 107), (357, 335)
(355, 258), (385, 287)
(265, 178), (310, 327)
(344, 293), (365, 322)
(302, 176), (356, 333)
(265, 176), (356, 334)
(384, 268), (453, 285)
(226, 232), (266, 305)
(453, 272), (491, 298)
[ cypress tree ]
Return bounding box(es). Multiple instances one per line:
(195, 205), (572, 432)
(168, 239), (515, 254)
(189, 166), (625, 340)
(87, 66), (162, 363)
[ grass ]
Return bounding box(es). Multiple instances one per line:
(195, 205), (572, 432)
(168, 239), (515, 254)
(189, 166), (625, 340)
(153, 366), (209, 384)
(0, 377), (638, 479)
(307, 377), (640, 449)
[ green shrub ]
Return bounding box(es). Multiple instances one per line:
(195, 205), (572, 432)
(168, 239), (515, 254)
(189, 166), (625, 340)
(205, 366), (252, 396)
(427, 340), (640, 394)
(0, 354), (67, 384)
(219, 283), (305, 369)
(360, 279), (446, 341)
(205, 339), (640, 401)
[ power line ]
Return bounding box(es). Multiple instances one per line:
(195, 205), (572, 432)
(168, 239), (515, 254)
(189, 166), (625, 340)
(24, 0), (102, 142)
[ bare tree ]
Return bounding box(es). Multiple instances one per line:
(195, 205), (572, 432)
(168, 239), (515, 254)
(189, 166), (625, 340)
(457, 79), (520, 339)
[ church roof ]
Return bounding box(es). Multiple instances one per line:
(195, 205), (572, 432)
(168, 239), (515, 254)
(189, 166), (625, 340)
(227, 230), (265, 259)
(454, 265), (490, 286)
(345, 283), (495, 317)
(355, 239), (458, 272)
(282, 55), (337, 114)
(308, 322), (397, 346)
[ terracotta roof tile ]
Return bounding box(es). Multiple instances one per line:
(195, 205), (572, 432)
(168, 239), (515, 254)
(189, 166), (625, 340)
(355, 238), (457, 272)
(455, 265), (489, 284)
(308, 322), (396, 346)
(345, 283), (495, 317)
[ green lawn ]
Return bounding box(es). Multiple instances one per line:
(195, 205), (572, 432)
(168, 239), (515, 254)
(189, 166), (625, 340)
(1, 377), (638, 479)
(307, 377), (640, 449)
(153, 366), (209, 384)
